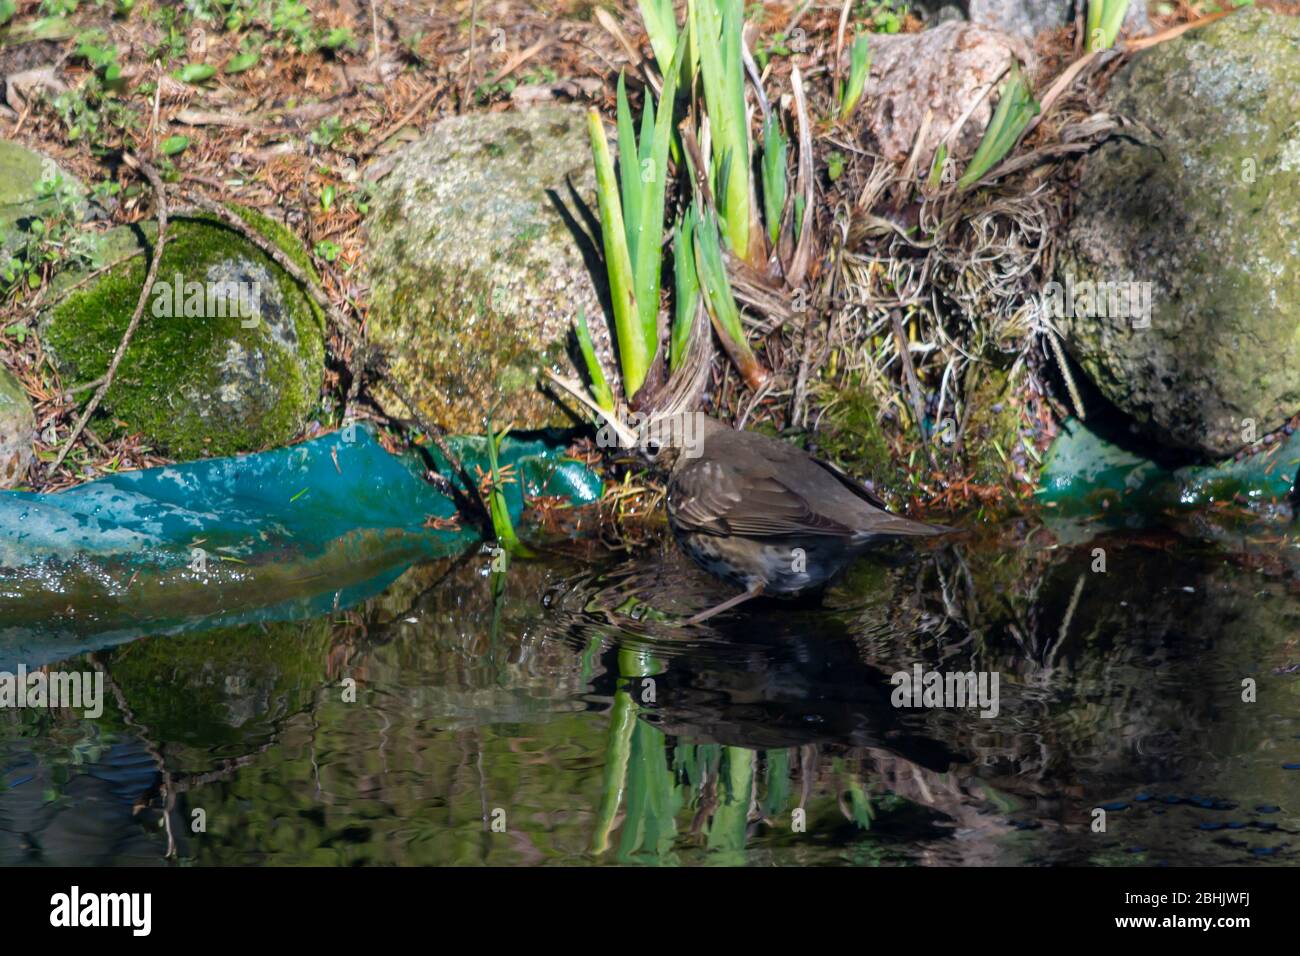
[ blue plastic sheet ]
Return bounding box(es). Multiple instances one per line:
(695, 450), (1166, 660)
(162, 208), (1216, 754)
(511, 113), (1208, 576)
(0, 425), (600, 667)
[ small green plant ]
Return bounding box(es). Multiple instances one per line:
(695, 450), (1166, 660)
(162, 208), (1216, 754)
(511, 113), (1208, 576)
(837, 33), (871, 120)
(693, 0), (756, 263)
(926, 142), (949, 191)
(1, 175), (100, 300)
(864, 0), (908, 34)
(159, 134), (190, 155)
(225, 51), (260, 73)
(40, 0), (79, 16)
(637, 0), (682, 82)
(956, 63), (1039, 190)
(827, 150), (846, 181)
(268, 0), (319, 51)
(760, 114), (788, 246)
(484, 416), (533, 558)
(48, 77), (140, 150)
(177, 63), (217, 84)
(309, 116), (342, 147)
(574, 307), (616, 412)
(669, 207), (701, 373)
(693, 210), (767, 390)
(313, 240), (340, 261)
(585, 46), (683, 402)
(1086, 0), (1132, 52)
(319, 27), (354, 51)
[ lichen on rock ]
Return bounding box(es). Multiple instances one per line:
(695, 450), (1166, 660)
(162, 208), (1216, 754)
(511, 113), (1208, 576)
(364, 104), (610, 434)
(38, 207), (325, 459)
(0, 138), (86, 235)
(1058, 8), (1300, 459)
(0, 365), (36, 489)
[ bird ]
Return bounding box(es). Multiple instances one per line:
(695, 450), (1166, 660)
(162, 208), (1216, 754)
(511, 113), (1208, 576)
(640, 412), (953, 623)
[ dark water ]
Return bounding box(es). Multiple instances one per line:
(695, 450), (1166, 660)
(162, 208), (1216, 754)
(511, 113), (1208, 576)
(2, 522), (1299, 866)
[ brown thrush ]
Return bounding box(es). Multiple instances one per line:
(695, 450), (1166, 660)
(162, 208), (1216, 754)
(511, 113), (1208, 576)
(640, 413), (952, 622)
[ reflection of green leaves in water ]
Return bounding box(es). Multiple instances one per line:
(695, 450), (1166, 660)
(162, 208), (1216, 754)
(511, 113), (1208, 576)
(835, 757), (873, 831)
(592, 649), (653, 855)
(618, 721), (681, 863)
(705, 747), (755, 862)
(761, 747), (791, 819)
(592, 655), (783, 864)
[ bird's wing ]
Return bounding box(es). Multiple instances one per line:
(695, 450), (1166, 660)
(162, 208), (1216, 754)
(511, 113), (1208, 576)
(668, 457), (856, 538)
(809, 456), (890, 510)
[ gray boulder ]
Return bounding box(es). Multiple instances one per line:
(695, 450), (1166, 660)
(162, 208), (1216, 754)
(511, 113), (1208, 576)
(852, 22), (1030, 165)
(1057, 8), (1300, 458)
(364, 104), (609, 434)
(0, 365), (35, 488)
(967, 0), (1149, 40)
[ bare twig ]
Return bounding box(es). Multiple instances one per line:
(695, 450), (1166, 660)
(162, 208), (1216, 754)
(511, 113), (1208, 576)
(49, 154), (167, 475)
(891, 309), (937, 470)
(460, 0), (479, 113)
(787, 67), (815, 288)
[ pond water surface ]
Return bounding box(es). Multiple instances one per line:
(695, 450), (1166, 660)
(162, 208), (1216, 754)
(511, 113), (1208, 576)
(2, 521), (1298, 866)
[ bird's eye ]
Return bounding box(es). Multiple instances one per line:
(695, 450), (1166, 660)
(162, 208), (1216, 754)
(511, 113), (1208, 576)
(645, 439), (662, 458)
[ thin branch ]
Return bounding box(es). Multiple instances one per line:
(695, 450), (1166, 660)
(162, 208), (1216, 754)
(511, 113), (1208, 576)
(49, 153), (167, 475)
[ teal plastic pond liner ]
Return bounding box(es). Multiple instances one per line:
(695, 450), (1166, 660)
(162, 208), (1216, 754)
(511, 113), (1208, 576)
(1036, 417), (1300, 517)
(0, 425), (601, 668)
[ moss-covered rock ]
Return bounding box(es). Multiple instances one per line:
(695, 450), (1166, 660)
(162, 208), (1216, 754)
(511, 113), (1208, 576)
(1058, 8), (1300, 458)
(364, 105), (608, 434)
(0, 365), (35, 488)
(38, 208), (325, 459)
(0, 138), (85, 235)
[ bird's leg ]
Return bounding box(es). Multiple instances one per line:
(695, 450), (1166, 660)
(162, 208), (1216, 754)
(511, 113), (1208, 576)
(684, 585), (764, 626)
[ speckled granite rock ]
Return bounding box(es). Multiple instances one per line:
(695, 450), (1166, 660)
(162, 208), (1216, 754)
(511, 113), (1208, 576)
(0, 366), (35, 488)
(364, 104), (610, 433)
(1057, 8), (1300, 458)
(850, 22), (1030, 165)
(967, 0), (1148, 40)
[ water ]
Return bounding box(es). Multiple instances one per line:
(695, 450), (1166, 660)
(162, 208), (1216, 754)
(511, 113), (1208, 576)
(2, 523), (1298, 866)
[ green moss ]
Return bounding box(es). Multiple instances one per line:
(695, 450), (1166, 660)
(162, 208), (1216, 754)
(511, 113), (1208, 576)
(40, 209), (325, 459)
(965, 366), (1030, 489)
(815, 378), (908, 506)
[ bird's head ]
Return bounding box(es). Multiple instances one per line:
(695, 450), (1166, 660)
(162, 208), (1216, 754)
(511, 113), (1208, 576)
(632, 411), (721, 471)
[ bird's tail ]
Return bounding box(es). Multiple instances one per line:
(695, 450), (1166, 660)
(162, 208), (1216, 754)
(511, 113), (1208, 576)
(854, 512), (956, 541)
